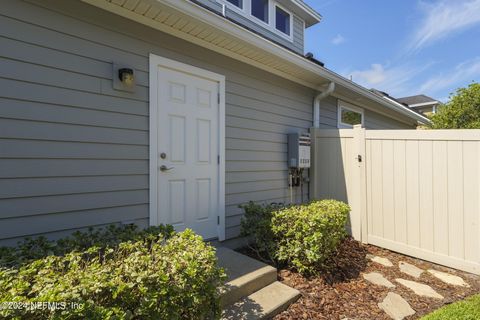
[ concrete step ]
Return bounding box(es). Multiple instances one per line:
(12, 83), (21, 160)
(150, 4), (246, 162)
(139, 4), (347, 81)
(221, 281), (301, 320)
(217, 247), (277, 307)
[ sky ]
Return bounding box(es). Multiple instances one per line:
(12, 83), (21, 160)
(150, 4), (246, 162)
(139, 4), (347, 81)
(303, 0), (480, 102)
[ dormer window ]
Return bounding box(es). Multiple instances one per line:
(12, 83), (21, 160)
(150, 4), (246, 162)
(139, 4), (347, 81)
(226, 0), (243, 9)
(275, 5), (291, 36)
(218, 0), (296, 42)
(251, 0), (269, 24)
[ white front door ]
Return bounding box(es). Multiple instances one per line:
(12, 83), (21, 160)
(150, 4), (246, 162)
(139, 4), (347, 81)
(152, 61), (222, 240)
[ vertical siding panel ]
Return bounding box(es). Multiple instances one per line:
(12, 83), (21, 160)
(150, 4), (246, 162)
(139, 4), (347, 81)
(330, 138), (340, 199)
(364, 131), (480, 273)
(447, 141), (465, 259)
(345, 137), (354, 203)
(317, 139), (330, 199)
(338, 137), (348, 202)
(478, 140), (480, 266)
(342, 137), (351, 232)
(370, 140), (383, 237)
(406, 140), (420, 247)
(382, 139), (395, 241)
(366, 140), (374, 239)
(462, 141), (478, 262)
(419, 140), (434, 251)
(393, 140), (407, 243)
(432, 140), (449, 255)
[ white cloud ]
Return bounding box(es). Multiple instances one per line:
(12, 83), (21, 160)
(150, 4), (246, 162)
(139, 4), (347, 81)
(331, 34), (345, 45)
(347, 62), (433, 97)
(420, 57), (480, 95)
(350, 64), (386, 85)
(409, 0), (480, 51)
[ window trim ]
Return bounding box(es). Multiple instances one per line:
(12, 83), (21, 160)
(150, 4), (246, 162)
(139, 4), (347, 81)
(217, 0), (246, 13)
(216, 0), (295, 42)
(250, 0), (270, 27)
(337, 101), (364, 128)
(274, 3), (293, 40)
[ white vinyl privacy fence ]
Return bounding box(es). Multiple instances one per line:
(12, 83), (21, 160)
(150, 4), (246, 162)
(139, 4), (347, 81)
(310, 126), (480, 274)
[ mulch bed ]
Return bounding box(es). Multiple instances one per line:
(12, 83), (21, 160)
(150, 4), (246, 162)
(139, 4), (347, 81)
(238, 237), (480, 319)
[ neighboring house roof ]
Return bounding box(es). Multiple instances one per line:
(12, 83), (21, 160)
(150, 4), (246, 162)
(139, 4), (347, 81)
(82, 0), (430, 125)
(370, 89), (407, 106)
(370, 89), (428, 118)
(397, 95), (440, 107)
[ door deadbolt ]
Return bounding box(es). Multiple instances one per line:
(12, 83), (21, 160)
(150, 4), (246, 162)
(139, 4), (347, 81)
(160, 153), (167, 159)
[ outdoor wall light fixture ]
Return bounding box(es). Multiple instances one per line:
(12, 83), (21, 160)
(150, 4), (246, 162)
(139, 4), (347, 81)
(113, 63), (135, 92)
(118, 68), (134, 87)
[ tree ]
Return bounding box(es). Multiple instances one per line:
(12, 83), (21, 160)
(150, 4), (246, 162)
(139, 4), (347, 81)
(430, 82), (480, 129)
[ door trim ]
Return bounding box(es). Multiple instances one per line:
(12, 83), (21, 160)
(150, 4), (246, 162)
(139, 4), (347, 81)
(149, 54), (226, 241)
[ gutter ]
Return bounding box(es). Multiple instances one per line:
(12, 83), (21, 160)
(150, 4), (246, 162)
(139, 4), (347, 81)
(382, 96), (431, 125)
(313, 82), (335, 128)
(409, 101), (440, 108)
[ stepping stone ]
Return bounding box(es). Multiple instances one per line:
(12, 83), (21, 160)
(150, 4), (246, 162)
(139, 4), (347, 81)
(399, 261), (424, 278)
(366, 254), (393, 267)
(378, 292), (415, 320)
(396, 279), (444, 299)
(363, 272), (395, 288)
(428, 269), (470, 287)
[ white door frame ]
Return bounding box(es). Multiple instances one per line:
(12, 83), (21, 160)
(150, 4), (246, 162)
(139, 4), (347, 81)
(149, 54), (226, 241)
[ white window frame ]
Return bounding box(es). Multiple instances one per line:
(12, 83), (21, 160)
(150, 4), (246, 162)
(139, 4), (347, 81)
(337, 101), (364, 128)
(217, 0), (246, 14)
(274, 3), (293, 41)
(250, 0), (271, 28)
(217, 0), (295, 42)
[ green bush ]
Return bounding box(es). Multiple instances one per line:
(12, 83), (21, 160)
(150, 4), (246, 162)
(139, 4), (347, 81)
(240, 200), (350, 275)
(421, 294), (480, 320)
(0, 224), (175, 268)
(0, 225), (226, 319)
(239, 202), (284, 264)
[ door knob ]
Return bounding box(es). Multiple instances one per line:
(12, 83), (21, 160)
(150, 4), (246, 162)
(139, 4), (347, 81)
(160, 165), (174, 172)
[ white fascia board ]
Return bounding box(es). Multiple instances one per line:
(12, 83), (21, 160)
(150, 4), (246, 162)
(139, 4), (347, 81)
(409, 101), (439, 108)
(383, 96), (431, 124)
(289, 0), (322, 26)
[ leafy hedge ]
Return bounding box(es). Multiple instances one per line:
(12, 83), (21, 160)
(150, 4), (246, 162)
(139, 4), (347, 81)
(240, 200), (350, 275)
(421, 294), (480, 320)
(0, 224), (226, 319)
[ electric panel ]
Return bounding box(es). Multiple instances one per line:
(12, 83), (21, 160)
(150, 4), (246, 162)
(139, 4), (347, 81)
(288, 133), (311, 169)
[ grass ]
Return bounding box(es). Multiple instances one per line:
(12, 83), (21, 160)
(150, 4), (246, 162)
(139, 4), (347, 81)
(421, 294), (480, 320)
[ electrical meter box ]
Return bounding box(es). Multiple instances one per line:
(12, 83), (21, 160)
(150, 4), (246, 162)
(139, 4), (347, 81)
(288, 133), (311, 168)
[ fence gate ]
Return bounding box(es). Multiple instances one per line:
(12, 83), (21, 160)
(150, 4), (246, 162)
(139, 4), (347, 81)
(311, 126), (480, 274)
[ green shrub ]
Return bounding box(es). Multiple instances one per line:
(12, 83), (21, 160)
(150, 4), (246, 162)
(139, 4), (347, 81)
(0, 225), (226, 319)
(240, 200), (350, 275)
(0, 224), (175, 269)
(421, 294), (480, 320)
(273, 200), (350, 274)
(239, 202), (284, 264)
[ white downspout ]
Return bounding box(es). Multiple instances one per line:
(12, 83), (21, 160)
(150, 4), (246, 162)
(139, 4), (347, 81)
(313, 82), (335, 128)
